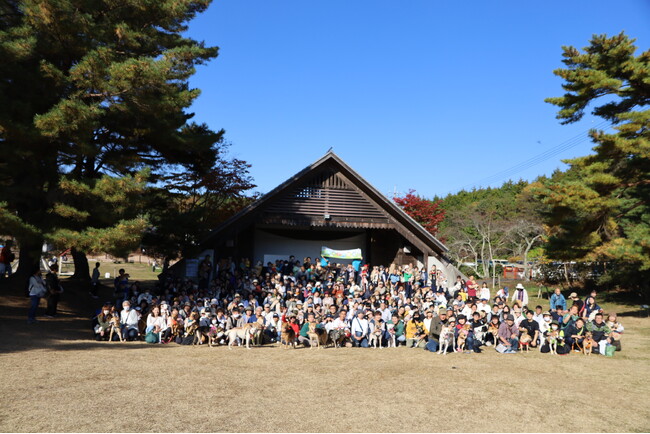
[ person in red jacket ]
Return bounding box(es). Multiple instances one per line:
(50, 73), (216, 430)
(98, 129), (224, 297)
(0, 240), (15, 279)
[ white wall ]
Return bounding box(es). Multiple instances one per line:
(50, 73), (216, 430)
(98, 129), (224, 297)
(254, 230), (366, 265)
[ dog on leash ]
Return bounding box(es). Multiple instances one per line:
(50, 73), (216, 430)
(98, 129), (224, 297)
(582, 331), (596, 355)
(437, 325), (455, 355)
(369, 320), (384, 349)
(307, 322), (320, 349)
(519, 330), (532, 352)
(226, 323), (259, 350)
(207, 325), (226, 347)
(456, 324), (470, 352)
(108, 314), (124, 342)
(385, 323), (396, 348)
(281, 322), (296, 349)
(329, 329), (348, 348)
(547, 329), (559, 355)
(487, 324), (499, 347)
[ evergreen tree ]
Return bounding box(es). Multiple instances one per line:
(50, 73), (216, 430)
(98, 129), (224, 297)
(530, 32), (650, 293)
(0, 0), (222, 282)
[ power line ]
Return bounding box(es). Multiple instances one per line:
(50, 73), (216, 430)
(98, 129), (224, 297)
(459, 120), (612, 191)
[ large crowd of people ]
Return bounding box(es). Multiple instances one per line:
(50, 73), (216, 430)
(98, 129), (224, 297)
(91, 255), (624, 356)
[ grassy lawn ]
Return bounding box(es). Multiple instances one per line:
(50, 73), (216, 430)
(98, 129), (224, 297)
(0, 279), (649, 433)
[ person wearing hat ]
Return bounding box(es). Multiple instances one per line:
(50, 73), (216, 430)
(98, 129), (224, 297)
(496, 314), (519, 353)
(350, 310), (370, 347)
(511, 283), (529, 308)
(424, 308), (448, 353)
(540, 320), (569, 354)
(226, 307), (244, 330)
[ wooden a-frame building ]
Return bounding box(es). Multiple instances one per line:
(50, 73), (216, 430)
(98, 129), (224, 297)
(199, 151), (459, 283)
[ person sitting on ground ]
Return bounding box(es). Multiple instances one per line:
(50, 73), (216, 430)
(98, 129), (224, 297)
(497, 314), (519, 353)
(388, 313), (405, 346)
(583, 296), (602, 321)
(120, 300), (140, 341)
(564, 317), (587, 351)
(405, 312), (426, 348)
(350, 309), (370, 348)
(518, 310), (540, 349)
(587, 312), (612, 355)
(145, 305), (166, 336)
(485, 315), (500, 346)
(540, 320), (570, 354)
(606, 313), (624, 351)
(425, 308), (448, 352)
(298, 312), (322, 347)
(95, 303), (113, 341)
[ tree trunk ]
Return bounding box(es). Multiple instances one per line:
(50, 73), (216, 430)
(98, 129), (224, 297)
(8, 237), (43, 292)
(71, 247), (90, 281)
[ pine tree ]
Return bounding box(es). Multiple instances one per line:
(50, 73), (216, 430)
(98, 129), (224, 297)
(0, 0), (222, 282)
(530, 32), (650, 293)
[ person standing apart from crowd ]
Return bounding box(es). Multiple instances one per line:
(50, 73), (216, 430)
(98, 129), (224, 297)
(27, 266), (48, 324)
(90, 262), (100, 299)
(45, 264), (63, 318)
(0, 240), (15, 280)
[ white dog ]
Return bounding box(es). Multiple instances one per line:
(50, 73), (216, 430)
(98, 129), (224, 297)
(437, 325), (455, 355)
(385, 323), (396, 348)
(226, 323), (260, 350)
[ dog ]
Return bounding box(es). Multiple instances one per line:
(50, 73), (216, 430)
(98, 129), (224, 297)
(437, 325), (455, 355)
(582, 331), (596, 355)
(183, 322), (202, 345)
(547, 330), (559, 355)
(487, 324), (499, 347)
(207, 325), (226, 347)
(226, 323), (259, 350)
(108, 315), (124, 342)
(369, 320), (384, 349)
(456, 324), (470, 352)
(519, 330), (532, 352)
(281, 322), (296, 349)
(329, 328), (348, 348)
(385, 323), (396, 348)
(307, 322), (320, 349)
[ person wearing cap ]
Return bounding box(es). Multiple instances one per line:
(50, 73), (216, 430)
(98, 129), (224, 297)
(476, 298), (490, 315)
(511, 283), (529, 308)
(540, 320), (569, 354)
(497, 314), (519, 353)
(550, 288), (567, 312)
(424, 309), (448, 352)
(350, 310), (370, 348)
(567, 292), (585, 315)
(226, 307), (244, 330)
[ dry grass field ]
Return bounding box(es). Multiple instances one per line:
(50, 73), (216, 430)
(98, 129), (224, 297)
(1, 279), (649, 433)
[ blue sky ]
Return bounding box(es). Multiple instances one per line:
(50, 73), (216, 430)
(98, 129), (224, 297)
(185, 0), (650, 198)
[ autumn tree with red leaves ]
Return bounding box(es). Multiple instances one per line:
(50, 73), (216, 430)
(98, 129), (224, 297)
(393, 190), (445, 236)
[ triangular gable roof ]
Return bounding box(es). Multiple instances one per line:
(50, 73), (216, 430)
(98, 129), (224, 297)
(202, 151), (448, 255)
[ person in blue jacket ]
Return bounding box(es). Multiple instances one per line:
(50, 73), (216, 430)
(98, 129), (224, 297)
(550, 288), (566, 312)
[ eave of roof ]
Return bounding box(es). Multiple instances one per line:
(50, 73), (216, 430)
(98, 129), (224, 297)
(202, 151), (449, 254)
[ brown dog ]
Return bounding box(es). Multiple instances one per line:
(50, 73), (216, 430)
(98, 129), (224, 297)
(108, 315), (124, 342)
(281, 322), (296, 349)
(583, 331), (596, 355)
(519, 330), (532, 352)
(307, 322), (320, 349)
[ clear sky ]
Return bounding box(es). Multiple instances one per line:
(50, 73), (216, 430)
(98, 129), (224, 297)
(185, 0), (650, 198)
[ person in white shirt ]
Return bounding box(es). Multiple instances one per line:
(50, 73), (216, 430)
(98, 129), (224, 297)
(477, 299), (491, 315)
(350, 310), (369, 348)
(423, 310), (435, 334)
(379, 302), (392, 323)
(145, 306), (166, 338)
(120, 300), (140, 341)
(330, 310), (350, 332)
(479, 282), (490, 301)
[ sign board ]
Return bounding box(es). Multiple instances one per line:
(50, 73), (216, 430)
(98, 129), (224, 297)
(320, 246), (362, 260)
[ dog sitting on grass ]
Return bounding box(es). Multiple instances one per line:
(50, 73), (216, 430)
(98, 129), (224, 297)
(281, 322), (296, 349)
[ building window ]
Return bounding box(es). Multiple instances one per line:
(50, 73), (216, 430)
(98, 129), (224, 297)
(295, 186), (322, 199)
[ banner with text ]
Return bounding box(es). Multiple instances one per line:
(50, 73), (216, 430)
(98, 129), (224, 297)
(320, 246), (363, 260)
